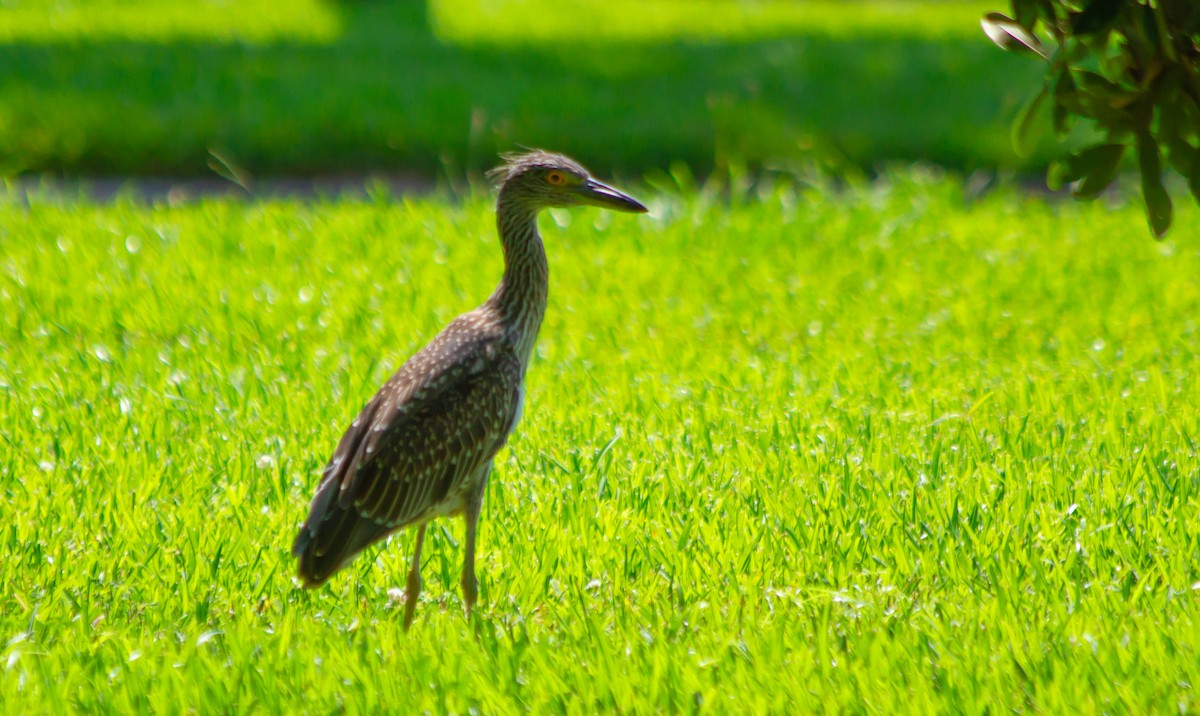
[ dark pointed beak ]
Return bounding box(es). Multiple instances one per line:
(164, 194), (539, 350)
(578, 178), (648, 213)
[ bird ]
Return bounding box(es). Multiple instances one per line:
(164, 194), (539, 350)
(292, 150), (647, 628)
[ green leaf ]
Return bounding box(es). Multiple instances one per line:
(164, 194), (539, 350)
(1071, 0), (1126, 37)
(1048, 143), (1124, 192)
(1070, 143), (1126, 199)
(1157, 83), (1196, 174)
(1046, 161), (1073, 192)
(1073, 71), (1120, 102)
(1137, 131), (1172, 238)
(1011, 0), (1040, 29)
(1052, 103), (1072, 140)
(981, 12), (1049, 58)
(1069, 71), (1140, 130)
(1162, 136), (1197, 177)
(1148, 1), (1178, 62)
(1052, 72), (1076, 138)
(1141, 4), (1162, 57)
(1136, 130), (1162, 181)
(1012, 87), (1051, 158)
(1065, 39), (1091, 64)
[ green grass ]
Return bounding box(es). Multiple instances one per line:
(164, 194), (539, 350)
(2, 174), (1199, 711)
(0, 0), (1051, 177)
(0, 0), (342, 43)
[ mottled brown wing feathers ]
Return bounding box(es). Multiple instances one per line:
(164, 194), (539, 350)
(293, 326), (521, 587)
(349, 349), (518, 525)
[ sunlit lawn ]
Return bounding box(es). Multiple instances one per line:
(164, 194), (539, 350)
(2, 172), (1199, 711)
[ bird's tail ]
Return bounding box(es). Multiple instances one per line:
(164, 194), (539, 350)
(292, 479), (388, 587)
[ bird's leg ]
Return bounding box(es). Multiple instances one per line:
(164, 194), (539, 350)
(461, 464), (491, 617)
(403, 525), (426, 631)
(462, 510), (479, 615)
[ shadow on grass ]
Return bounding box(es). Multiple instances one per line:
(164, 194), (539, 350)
(0, 1), (1044, 178)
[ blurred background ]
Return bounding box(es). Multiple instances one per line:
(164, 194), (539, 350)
(0, 0), (1046, 186)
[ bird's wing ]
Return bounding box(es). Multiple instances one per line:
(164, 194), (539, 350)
(341, 338), (521, 526)
(293, 324), (521, 577)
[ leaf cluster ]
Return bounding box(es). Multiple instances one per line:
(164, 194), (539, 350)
(984, 0), (1200, 237)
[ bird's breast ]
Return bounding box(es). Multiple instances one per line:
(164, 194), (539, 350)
(505, 384), (526, 440)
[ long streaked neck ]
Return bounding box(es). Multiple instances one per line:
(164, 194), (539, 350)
(487, 190), (549, 366)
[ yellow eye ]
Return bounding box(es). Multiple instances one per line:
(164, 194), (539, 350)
(546, 171), (566, 186)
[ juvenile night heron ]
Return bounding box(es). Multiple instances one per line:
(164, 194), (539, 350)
(292, 151), (647, 627)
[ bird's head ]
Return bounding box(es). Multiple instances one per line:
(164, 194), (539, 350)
(489, 150), (648, 214)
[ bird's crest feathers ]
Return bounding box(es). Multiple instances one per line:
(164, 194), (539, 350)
(488, 150), (589, 186)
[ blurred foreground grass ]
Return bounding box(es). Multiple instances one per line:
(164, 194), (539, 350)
(0, 0), (1044, 177)
(1, 173), (1199, 710)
